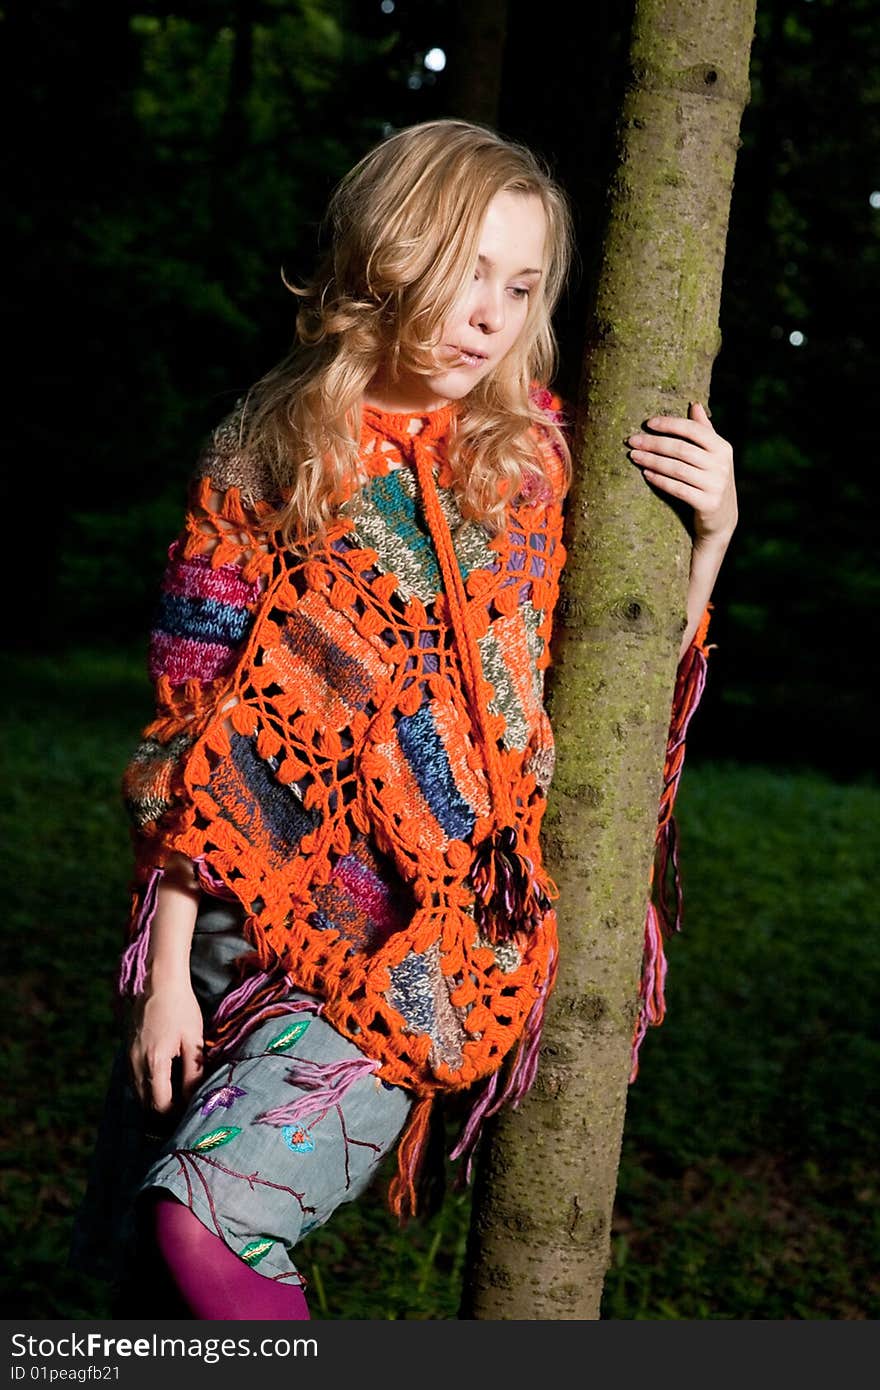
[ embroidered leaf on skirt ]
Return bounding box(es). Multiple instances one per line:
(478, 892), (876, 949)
(190, 1125), (242, 1151)
(265, 1019), (312, 1053)
(239, 1239), (274, 1266)
(200, 1084), (247, 1116)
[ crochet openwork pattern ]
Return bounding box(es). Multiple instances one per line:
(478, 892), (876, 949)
(120, 386), (712, 1215)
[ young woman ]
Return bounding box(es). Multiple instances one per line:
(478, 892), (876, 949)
(74, 118), (736, 1320)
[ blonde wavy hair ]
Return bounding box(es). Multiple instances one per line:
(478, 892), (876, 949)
(240, 118), (574, 547)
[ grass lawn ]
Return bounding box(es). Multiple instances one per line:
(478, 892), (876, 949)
(1, 649), (876, 1319)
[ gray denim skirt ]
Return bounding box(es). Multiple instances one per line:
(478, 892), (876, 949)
(72, 893), (413, 1289)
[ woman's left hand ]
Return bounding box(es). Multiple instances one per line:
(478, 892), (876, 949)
(627, 401), (738, 546)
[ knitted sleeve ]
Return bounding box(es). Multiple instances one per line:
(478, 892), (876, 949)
(120, 414), (277, 865)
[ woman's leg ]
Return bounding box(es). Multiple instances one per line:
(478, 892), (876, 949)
(138, 983), (412, 1320)
(152, 1194), (310, 1320)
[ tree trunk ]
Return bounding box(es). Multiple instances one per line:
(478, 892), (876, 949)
(460, 0), (756, 1320)
(446, 0), (509, 127)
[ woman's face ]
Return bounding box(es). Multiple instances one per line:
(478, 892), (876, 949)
(366, 189), (548, 414)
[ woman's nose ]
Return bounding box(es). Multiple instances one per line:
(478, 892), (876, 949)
(471, 287), (505, 334)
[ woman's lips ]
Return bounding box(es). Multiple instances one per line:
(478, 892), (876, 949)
(450, 346), (488, 367)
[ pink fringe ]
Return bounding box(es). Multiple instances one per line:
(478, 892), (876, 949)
(211, 967), (286, 1027)
(497, 976), (553, 1111)
(628, 640), (711, 1081)
(657, 813), (683, 935)
(117, 866), (164, 997)
(192, 854), (240, 901)
(448, 1071), (500, 1184)
(666, 647), (708, 766)
(629, 902), (669, 1083)
(257, 1055), (380, 1126)
(209, 995), (323, 1063)
(450, 946), (557, 1185)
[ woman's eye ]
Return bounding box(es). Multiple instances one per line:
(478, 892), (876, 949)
(509, 287), (530, 299)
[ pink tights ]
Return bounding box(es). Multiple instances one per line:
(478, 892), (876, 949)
(152, 1194), (310, 1320)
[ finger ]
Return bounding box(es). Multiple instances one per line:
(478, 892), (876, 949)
(129, 1052), (145, 1108)
(640, 414), (715, 447)
(180, 1039), (205, 1101)
(632, 456), (708, 490)
(641, 469), (705, 506)
(631, 458), (706, 492)
(628, 436), (710, 469)
(148, 1054), (175, 1114)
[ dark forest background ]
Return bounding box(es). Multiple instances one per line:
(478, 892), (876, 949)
(4, 0), (878, 778)
(2, 0), (878, 1321)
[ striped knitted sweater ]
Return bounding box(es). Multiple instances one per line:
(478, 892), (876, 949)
(119, 386), (712, 1215)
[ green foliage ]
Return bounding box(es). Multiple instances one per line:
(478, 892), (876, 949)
(8, 0), (878, 775)
(1, 655), (876, 1318)
(299, 1161), (471, 1319)
(602, 762), (879, 1319)
(7, 0), (392, 535)
(56, 496), (187, 642)
(0, 650), (152, 1317)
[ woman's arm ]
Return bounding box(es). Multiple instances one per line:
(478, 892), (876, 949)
(678, 530), (733, 661)
(626, 399), (738, 661)
(128, 851), (204, 1115)
(118, 407), (277, 1005)
(122, 398), (275, 857)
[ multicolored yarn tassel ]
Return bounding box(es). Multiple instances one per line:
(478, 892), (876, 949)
(207, 971), (324, 1062)
(498, 943), (559, 1110)
(467, 824), (557, 944)
(257, 1055), (380, 1127)
(448, 1071), (501, 1185)
(449, 945), (558, 1184)
(629, 607), (714, 1082)
(629, 901), (668, 1083)
(119, 856), (237, 1000)
(656, 813), (683, 937)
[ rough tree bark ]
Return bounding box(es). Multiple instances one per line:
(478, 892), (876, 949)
(460, 0), (756, 1320)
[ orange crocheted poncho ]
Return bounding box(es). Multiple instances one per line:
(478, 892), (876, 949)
(119, 387), (712, 1215)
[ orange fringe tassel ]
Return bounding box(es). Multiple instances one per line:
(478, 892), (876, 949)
(387, 1094), (435, 1224)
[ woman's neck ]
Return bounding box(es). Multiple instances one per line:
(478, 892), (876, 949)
(362, 374), (452, 416)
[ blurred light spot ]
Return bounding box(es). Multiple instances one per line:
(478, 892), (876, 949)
(407, 73), (423, 90)
(382, 122), (395, 137)
(870, 191), (880, 209)
(381, 1), (395, 13)
(424, 48), (447, 72)
(789, 330), (806, 347)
